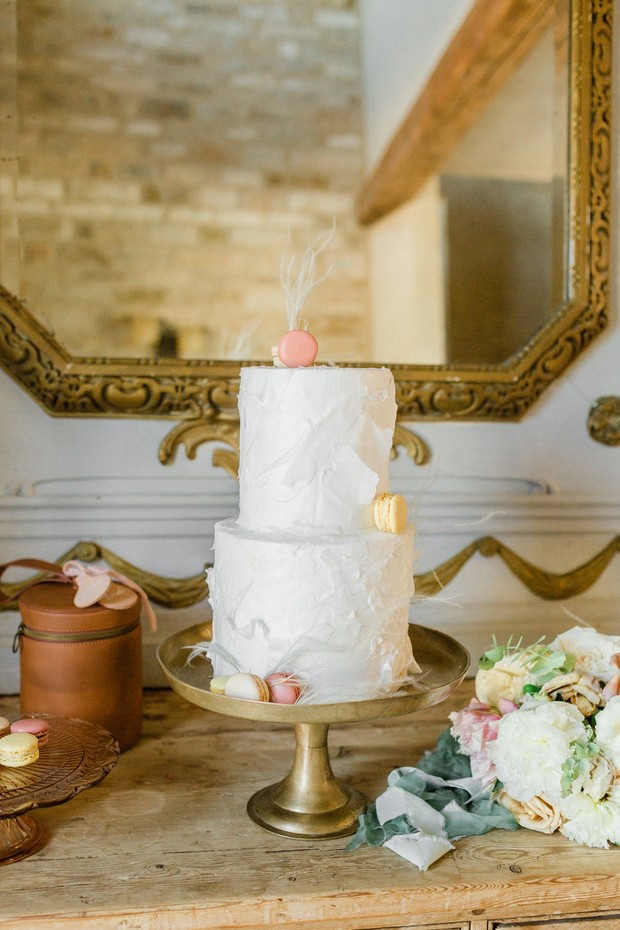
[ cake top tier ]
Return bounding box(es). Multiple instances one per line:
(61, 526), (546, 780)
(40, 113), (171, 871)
(237, 366), (396, 535)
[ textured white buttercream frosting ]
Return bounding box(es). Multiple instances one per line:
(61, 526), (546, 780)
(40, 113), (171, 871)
(238, 366), (396, 534)
(208, 519), (415, 703)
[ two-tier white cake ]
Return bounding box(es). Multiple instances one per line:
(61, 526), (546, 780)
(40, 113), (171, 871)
(207, 365), (417, 703)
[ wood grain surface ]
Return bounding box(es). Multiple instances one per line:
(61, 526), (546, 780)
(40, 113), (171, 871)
(1, 682), (620, 929)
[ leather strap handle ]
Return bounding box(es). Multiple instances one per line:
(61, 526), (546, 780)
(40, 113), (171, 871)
(0, 559), (71, 606)
(0, 558), (157, 631)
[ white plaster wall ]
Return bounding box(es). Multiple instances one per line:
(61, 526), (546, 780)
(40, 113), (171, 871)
(0, 5), (618, 693)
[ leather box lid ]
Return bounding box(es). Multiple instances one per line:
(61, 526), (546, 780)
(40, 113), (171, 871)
(18, 582), (141, 633)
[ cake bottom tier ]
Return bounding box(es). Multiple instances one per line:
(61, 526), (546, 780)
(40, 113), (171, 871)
(207, 519), (417, 703)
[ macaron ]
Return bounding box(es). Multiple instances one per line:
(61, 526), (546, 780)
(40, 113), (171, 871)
(0, 716), (9, 738)
(265, 671), (302, 705)
(224, 672), (270, 702)
(10, 717), (50, 747)
(374, 493), (408, 534)
(0, 732), (39, 767)
(209, 675), (229, 695)
(276, 329), (318, 368)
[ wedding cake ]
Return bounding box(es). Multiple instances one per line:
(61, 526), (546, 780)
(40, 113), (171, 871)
(205, 363), (418, 704)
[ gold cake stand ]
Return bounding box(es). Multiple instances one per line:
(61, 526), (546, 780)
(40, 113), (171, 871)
(0, 716), (119, 864)
(158, 621), (469, 840)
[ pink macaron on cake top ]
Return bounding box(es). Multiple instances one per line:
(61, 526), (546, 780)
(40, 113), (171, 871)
(10, 717), (50, 745)
(276, 329), (318, 368)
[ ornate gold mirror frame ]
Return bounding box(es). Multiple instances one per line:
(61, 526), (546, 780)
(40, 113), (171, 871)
(0, 0), (612, 458)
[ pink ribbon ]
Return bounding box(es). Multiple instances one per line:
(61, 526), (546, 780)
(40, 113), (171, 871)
(62, 560), (158, 632)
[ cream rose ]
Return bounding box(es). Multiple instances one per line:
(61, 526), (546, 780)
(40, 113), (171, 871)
(550, 626), (620, 684)
(541, 671), (604, 717)
(498, 791), (563, 834)
(475, 654), (529, 707)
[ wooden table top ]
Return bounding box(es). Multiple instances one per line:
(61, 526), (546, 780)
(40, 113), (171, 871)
(1, 682), (620, 930)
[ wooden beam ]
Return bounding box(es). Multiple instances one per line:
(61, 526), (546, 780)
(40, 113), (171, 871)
(356, 0), (554, 226)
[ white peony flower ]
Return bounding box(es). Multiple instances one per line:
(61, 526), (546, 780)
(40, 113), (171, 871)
(549, 626), (620, 684)
(488, 698), (586, 804)
(571, 752), (615, 802)
(475, 654), (529, 707)
(559, 783), (620, 848)
(594, 695), (620, 770)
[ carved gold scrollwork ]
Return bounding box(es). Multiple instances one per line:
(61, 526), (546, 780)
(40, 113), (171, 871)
(392, 425), (432, 466)
(158, 420), (431, 474)
(415, 535), (620, 601)
(587, 396), (620, 446)
(159, 419), (241, 477)
(2, 535), (619, 612)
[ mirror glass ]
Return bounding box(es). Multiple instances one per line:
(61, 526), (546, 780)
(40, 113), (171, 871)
(421, 24), (563, 365)
(1, 0), (566, 367)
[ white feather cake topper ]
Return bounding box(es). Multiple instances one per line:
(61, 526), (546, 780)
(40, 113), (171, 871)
(273, 223), (336, 368)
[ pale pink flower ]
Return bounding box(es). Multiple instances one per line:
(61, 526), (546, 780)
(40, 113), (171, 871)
(470, 749), (498, 788)
(449, 699), (501, 756)
(602, 654), (620, 702)
(498, 697), (518, 715)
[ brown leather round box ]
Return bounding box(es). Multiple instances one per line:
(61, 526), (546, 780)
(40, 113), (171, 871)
(16, 582), (143, 751)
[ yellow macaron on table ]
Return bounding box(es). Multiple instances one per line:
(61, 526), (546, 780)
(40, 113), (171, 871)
(0, 716), (119, 864)
(157, 621), (469, 840)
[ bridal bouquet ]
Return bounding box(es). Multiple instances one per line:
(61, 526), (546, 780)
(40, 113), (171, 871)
(349, 625), (620, 869)
(451, 625), (620, 848)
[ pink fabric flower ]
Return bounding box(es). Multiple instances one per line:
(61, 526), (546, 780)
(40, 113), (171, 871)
(449, 699), (501, 756)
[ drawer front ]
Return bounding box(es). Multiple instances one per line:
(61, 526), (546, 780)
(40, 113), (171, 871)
(493, 914), (620, 929)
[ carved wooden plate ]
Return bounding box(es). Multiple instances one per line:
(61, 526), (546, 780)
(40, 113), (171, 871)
(0, 716), (119, 819)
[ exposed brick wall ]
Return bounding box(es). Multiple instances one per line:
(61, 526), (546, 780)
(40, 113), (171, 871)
(7, 0), (369, 361)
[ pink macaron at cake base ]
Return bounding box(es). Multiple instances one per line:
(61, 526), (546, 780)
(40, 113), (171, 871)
(265, 672), (303, 705)
(10, 717), (50, 746)
(207, 670), (303, 705)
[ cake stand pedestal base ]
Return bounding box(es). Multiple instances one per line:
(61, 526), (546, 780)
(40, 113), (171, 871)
(0, 814), (46, 865)
(247, 723), (366, 839)
(158, 622), (470, 841)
